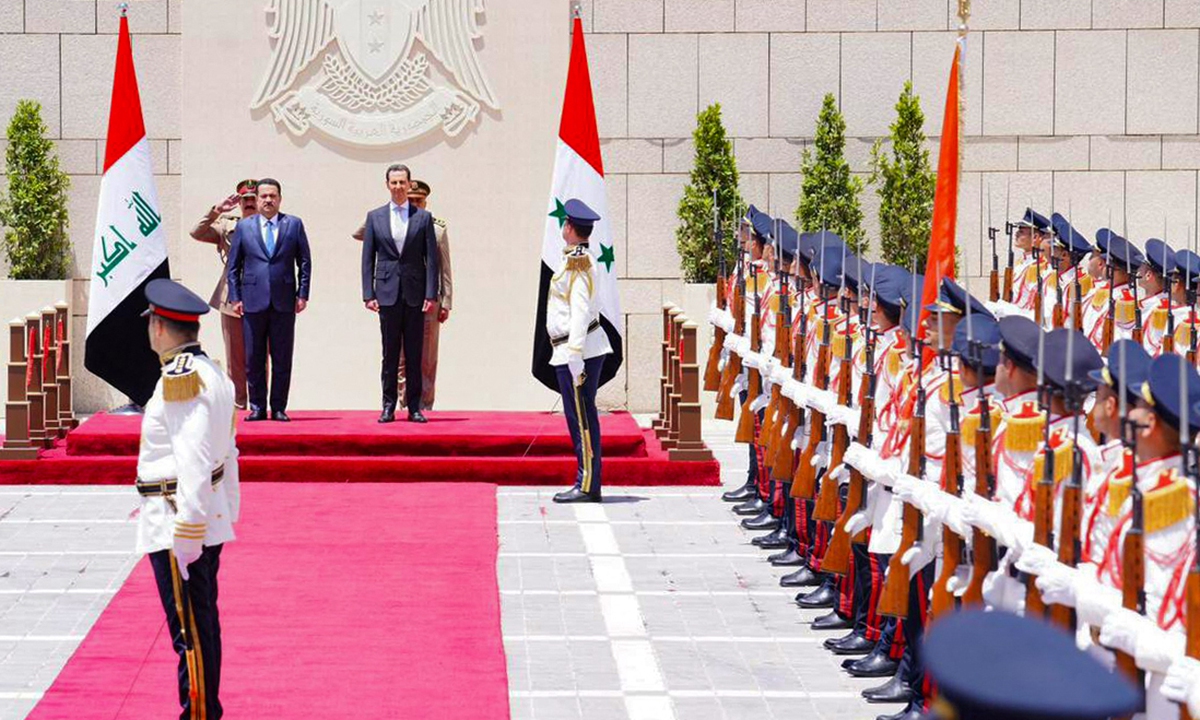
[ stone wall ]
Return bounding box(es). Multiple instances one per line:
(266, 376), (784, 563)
(2, 0), (1200, 412)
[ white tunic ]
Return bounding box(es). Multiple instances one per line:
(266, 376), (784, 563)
(546, 244), (613, 365)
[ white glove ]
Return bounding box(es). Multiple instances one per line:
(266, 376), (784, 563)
(875, 457), (906, 487)
(568, 354), (585, 385)
(845, 511), (871, 538)
(827, 463), (850, 487)
(843, 443), (872, 473)
(1135, 624), (1184, 674)
(1164, 657), (1200, 715)
(812, 441), (831, 470)
(962, 494), (1032, 551)
(942, 496), (971, 538)
(792, 381), (814, 407)
(1099, 608), (1156, 657)
(749, 392), (770, 413)
(734, 336), (751, 356)
(902, 538), (937, 577)
(770, 364), (792, 386)
(1033, 563), (1079, 608)
(743, 351), (761, 370)
(1074, 570), (1123, 627)
(731, 374), (747, 399)
(1013, 543), (1059, 578)
(809, 389), (837, 414)
(792, 425), (806, 451)
(982, 566), (1026, 612)
(173, 540), (202, 582)
(723, 333), (742, 352)
(984, 300), (1035, 321)
(828, 404), (861, 435)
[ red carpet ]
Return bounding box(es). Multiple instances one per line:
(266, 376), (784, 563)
(0, 411), (719, 486)
(27, 483), (509, 719)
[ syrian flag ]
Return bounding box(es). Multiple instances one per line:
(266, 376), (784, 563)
(84, 11), (170, 407)
(531, 15), (623, 391)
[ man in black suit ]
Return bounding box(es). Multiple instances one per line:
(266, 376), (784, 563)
(361, 164), (439, 423)
(226, 178), (312, 422)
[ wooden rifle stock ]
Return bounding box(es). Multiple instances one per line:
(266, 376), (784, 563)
(1026, 442), (1056, 617)
(714, 280), (745, 420)
(963, 402), (997, 606)
(1049, 467), (1081, 630)
(990, 268), (1000, 303)
(878, 396), (925, 619)
(773, 325), (804, 478)
(1185, 561), (1200, 720)
(765, 296), (794, 467)
(930, 418), (964, 620)
(1003, 265), (1014, 303)
(823, 374), (876, 576)
(814, 331), (852, 521)
(703, 273), (727, 392)
(792, 307), (830, 500)
(1114, 486), (1144, 690)
(734, 311), (762, 443)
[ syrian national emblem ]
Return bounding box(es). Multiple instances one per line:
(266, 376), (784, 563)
(251, 0), (500, 146)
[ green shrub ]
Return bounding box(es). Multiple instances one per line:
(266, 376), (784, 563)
(870, 82), (936, 270)
(675, 103), (743, 283)
(797, 94), (865, 253)
(0, 100), (71, 279)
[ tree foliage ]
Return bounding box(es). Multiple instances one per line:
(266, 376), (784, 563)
(869, 82), (936, 271)
(675, 103), (743, 283)
(796, 93), (865, 253)
(0, 100), (71, 279)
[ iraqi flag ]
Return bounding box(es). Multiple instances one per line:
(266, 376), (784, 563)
(84, 11), (170, 407)
(532, 15), (623, 391)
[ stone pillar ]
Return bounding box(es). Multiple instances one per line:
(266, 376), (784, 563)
(41, 307), (60, 440)
(25, 313), (47, 449)
(654, 303), (675, 434)
(0, 319), (38, 460)
(670, 322), (713, 462)
(55, 303), (77, 431)
(666, 311), (686, 448)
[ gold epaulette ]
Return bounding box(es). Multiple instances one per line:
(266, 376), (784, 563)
(565, 247), (592, 273)
(1079, 273), (1094, 296)
(886, 347), (903, 377)
(1107, 476), (1131, 517)
(1023, 264), (1039, 283)
(1114, 299), (1137, 324)
(1030, 442), (1074, 485)
(434, 217), (447, 228)
(961, 407), (1002, 440)
(1145, 480), (1194, 534)
(162, 353), (205, 403)
(1090, 288), (1111, 310)
(1004, 413), (1046, 452)
(767, 294), (781, 315)
(831, 327), (852, 358)
(1176, 323), (1196, 349)
(1149, 306), (1169, 332)
(939, 373), (964, 404)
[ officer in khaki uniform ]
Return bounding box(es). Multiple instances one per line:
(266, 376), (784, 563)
(137, 278), (241, 720)
(189, 179), (258, 408)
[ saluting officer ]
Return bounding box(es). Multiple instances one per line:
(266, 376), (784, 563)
(137, 278), (240, 719)
(549, 199), (613, 504)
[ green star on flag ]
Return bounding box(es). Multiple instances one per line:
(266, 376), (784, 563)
(598, 243), (615, 272)
(549, 198), (568, 228)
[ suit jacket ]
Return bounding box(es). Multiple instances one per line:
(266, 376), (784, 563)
(361, 203), (439, 308)
(226, 213), (313, 314)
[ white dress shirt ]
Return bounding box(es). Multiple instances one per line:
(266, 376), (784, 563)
(390, 201), (410, 255)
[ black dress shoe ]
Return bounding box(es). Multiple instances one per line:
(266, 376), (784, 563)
(828, 633), (875, 655)
(246, 409), (267, 422)
(553, 487), (601, 503)
(733, 497), (765, 516)
(863, 674), (915, 704)
(875, 701), (922, 719)
(741, 511), (780, 531)
(780, 566), (821, 587)
(378, 411), (395, 424)
(722, 484), (757, 502)
(272, 410), (290, 422)
(823, 629), (857, 649)
(768, 547), (804, 566)
(811, 611), (852, 631)
(797, 583), (837, 609)
(408, 410), (428, 423)
(847, 651), (899, 678)
(751, 526), (789, 548)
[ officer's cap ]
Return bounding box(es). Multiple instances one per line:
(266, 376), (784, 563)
(1015, 207), (1052, 233)
(925, 610), (1141, 720)
(1104, 233), (1144, 274)
(871, 265), (910, 318)
(899, 273), (925, 336)
(775, 219), (800, 262)
(1040, 328), (1103, 393)
(924, 277), (992, 317)
(811, 241), (845, 289)
(844, 256), (873, 295)
(236, 179), (257, 197)
(997, 315), (1042, 374)
(953, 312), (1001, 373)
(745, 204), (773, 242)
(141, 278), (210, 323)
(1088, 339), (1151, 407)
(1050, 213), (1093, 256)
(1094, 228), (1119, 255)
(1174, 249), (1200, 290)
(1144, 237), (1176, 276)
(408, 179), (432, 198)
(563, 198), (601, 229)
(799, 230), (844, 267)
(1143, 353), (1200, 435)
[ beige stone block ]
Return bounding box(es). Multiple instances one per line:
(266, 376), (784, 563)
(596, 358), (628, 411)
(1166, 0), (1200, 27)
(619, 278), (667, 314)
(806, 0), (874, 31)
(912, 31), (983, 137)
(627, 313), (662, 411)
(735, 138), (803, 174)
(735, 0), (805, 31)
(629, 34), (698, 139)
(768, 33), (839, 138)
(767, 173), (801, 222)
(156, 174), (183, 260)
(982, 32), (1054, 136)
(0, 35), (61, 139)
(168, 0), (181, 33)
(1093, 0), (1164, 28)
(1017, 136), (1089, 171)
(1054, 31), (1125, 136)
(56, 139), (97, 176)
(97, 0), (167, 33)
(964, 137), (1018, 172)
(841, 32), (911, 138)
(662, 137), (695, 173)
(607, 175), (629, 277)
(0, 0), (22, 32)
(951, 0), (1018, 29)
(981, 173), (1022, 236)
(602, 139), (662, 174)
(579, 0), (595, 33)
(665, 0), (733, 31)
(699, 34), (768, 138)
(857, 173), (880, 253)
(62, 34), (180, 140)
(626, 174), (687, 278)
(844, 136), (879, 174)
(589, 34), (628, 139)
(1164, 136), (1200, 169)
(879, 0), (946, 30)
(1051, 172), (1125, 242)
(595, 0), (663, 32)
(1020, 0), (1090, 29)
(1128, 30), (1199, 135)
(955, 172), (988, 279)
(168, 139), (182, 175)
(1090, 136), (1162, 171)
(149, 139), (168, 175)
(66, 175), (100, 275)
(26, 0), (95, 33)
(739, 173), (769, 212)
(999, 171), (1056, 223)
(1124, 171), (1197, 244)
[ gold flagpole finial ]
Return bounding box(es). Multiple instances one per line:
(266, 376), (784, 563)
(118, 2), (129, 18)
(957, 0), (971, 34)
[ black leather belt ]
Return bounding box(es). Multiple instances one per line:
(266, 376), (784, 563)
(136, 467), (225, 497)
(550, 319), (601, 347)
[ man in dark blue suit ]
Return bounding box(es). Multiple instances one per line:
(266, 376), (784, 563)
(226, 178), (312, 422)
(361, 164), (439, 423)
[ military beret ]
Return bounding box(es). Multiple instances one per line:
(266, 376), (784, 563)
(1041, 328), (1103, 393)
(954, 311), (1002, 373)
(998, 315), (1042, 374)
(1143, 353), (1200, 435)
(1015, 207), (1052, 233)
(799, 230), (844, 266)
(563, 198), (601, 228)
(1088, 339), (1151, 408)
(142, 278), (210, 323)
(1094, 228), (1117, 255)
(1144, 237), (1176, 277)
(844, 256), (873, 295)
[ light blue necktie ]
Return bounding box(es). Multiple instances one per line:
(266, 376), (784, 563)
(264, 219), (276, 257)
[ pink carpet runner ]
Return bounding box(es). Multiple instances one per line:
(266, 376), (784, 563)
(28, 483), (510, 719)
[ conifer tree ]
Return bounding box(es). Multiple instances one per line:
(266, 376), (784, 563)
(676, 103), (743, 283)
(796, 93), (865, 253)
(0, 100), (71, 279)
(870, 81), (936, 269)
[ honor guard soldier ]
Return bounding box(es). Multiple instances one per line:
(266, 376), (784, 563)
(137, 278), (240, 720)
(1011, 208), (1053, 313)
(1170, 249), (1200, 363)
(1048, 214), (1094, 329)
(1141, 237), (1176, 356)
(549, 199), (613, 504)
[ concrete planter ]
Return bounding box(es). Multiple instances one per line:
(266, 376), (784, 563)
(0, 278), (71, 422)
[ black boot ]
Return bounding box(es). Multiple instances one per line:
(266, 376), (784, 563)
(827, 631), (875, 655)
(553, 486), (602, 503)
(751, 525), (790, 548)
(741, 509), (780, 531)
(721, 481), (756, 502)
(874, 701), (923, 720)
(863, 674), (915, 704)
(780, 566), (821, 587)
(796, 580), (838, 609)
(733, 497), (766, 516)
(846, 647), (899, 678)
(811, 611), (852, 631)
(768, 547), (804, 566)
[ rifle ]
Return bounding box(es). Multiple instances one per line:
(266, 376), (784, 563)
(1072, 259), (1085, 333)
(714, 222), (745, 421)
(1048, 328), (1082, 631)
(1103, 249), (1117, 353)
(766, 223), (795, 473)
(704, 190), (725, 392)
(989, 187), (1000, 302)
(879, 263), (926, 618)
(1034, 237), (1046, 327)
(814, 243), (853, 522)
(1052, 253), (1066, 329)
(1164, 234), (1177, 355)
(792, 238), (833, 500)
(824, 259), (878, 575)
(1114, 336), (1145, 698)
(1185, 441), (1200, 720)
(1027, 314), (1052, 617)
(759, 223), (787, 449)
(1131, 214), (1145, 345)
(1189, 261), (1198, 367)
(1003, 179), (1015, 302)
(931, 305), (964, 620)
(963, 315), (998, 606)
(734, 249), (764, 444)
(774, 262), (806, 479)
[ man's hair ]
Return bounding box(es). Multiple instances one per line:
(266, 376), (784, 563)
(153, 315), (200, 342)
(257, 177), (282, 194)
(385, 164), (411, 182)
(567, 219), (594, 240)
(880, 304), (901, 326)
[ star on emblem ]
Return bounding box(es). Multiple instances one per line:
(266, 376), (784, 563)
(598, 244), (616, 272)
(549, 198), (568, 228)
(368, 38), (384, 53)
(368, 9), (385, 25)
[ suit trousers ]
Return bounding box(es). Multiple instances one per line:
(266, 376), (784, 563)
(221, 313), (247, 408)
(379, 302), (424, 410)
(398, 301), (441, 410)
(243, 307), (295, 413)
(149, 545), (224, 720)
(556, 355), (605, 493)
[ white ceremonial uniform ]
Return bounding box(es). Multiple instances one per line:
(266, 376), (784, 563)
(867, 329), (911, 555)
(1012, 251), (1039, 312)
(136, 345), (240, 557)
(1142, 292), (1170, 357)
(990, 389), (1044, 512)
(547, 245), (612, 367)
